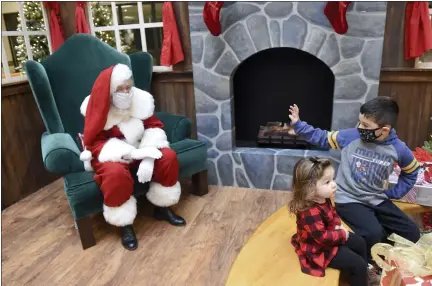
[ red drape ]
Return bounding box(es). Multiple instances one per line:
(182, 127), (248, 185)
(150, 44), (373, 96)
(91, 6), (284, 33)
(43, 1), (64, 52)
(404, 1), (432, 60)
(75, 2), (91, 34)
(160, 2), (184, 66)
(43, 1), (91, 52)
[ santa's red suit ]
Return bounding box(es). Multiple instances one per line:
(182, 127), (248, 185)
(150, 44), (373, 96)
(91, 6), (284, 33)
(79, 64), (181, 227)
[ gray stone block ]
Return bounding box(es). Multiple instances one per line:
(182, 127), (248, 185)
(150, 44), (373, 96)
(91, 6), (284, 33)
(207, 160), (219, 185)
(356, 2), (387, 12)
(204, 35), (226, 69)
(224, 23), (256, 61)
(189, 14), (208, 33)
(332, 59), (361, 76)
(195, 88), (218, 114)
(332, 102), (362, 130)
(198, 134), (213, 149)
(303, 27), (327, 56)
(297, 2), (332, 29)
(247, 15), (271, 51)
(193, 65), (230, 100)
(235, 168), (249, 188)
(264, 2), (293, 18)
(233, 151), (242, 165)
(221, 3), (261, 31)
(221, 100), (232, 130)
(189, 7), (202, 15)
(282, 15), (307, 49)
(272, 174), (293, 191)
(366, 84), (379, 102)
(361, 39), (384, 80)
(214, 51), (239, 77)
(217, 154), (234, 186)
(319, 34), (340, 68)
(345, 14), (386, 38)
(216, 131), (233, 151)
(334, 75), (368, 100)
(197, 115), (220, 138)
(277, 151), (305, 175)
(269, 20), (280, 47)
(207, 149), (220, 159)
(340, 37), (365, 59)
(191, 35), (204, 64)
(241, 152), (274, 189)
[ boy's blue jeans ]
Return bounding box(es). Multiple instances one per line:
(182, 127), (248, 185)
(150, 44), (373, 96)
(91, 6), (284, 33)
(335, 200), (420, 263)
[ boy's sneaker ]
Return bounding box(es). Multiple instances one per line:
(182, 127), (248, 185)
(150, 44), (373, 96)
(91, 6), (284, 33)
(367, 264), (381, 286)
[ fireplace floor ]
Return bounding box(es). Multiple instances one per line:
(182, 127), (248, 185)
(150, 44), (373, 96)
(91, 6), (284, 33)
(236, 140), (329, 151)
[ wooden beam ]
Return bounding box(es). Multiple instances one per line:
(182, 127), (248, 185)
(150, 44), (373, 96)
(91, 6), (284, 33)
(172, 2), (192, 72)
(59, 2), (77, 40)
(381, 2), (415, 69)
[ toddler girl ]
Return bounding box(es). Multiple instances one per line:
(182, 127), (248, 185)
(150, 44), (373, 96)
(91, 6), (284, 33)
(289, 157), (370, 286)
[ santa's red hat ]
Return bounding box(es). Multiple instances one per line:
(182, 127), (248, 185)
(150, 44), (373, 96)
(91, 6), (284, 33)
(80, 64), (132, 161)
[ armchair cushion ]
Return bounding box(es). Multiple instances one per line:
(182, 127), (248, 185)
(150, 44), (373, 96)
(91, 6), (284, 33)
(156, 112), (192, 143)
(41, 132), (84, 174)
(170, 139), (207, 179)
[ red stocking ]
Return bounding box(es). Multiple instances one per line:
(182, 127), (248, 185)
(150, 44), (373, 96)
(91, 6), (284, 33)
(203, 2), (224, 36)
(324, 1), (352, 35)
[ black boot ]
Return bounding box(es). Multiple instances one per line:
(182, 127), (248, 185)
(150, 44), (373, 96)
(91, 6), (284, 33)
(154, 207), (186, 226)
(120, 225), (138, 251)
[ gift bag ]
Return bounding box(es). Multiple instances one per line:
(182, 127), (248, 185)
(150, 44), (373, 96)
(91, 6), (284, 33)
(372, 233), (432, 286)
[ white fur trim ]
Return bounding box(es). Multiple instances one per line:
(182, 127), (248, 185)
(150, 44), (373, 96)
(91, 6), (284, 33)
(84, 161), (94, 172)
(130, 87), (155, 120)
(110, 64), (133, 95)
(117, 117), (144, 147)
(146, 181), (181, 207)
(139, 128), (170, 149)
(80, 149), (92, 161)
(79, 87), (154, 130)
(130, 147), (163, 160)
(80, 95), (90, 116)
(103, 196), (137, 227)
(98, 138), (136, 163)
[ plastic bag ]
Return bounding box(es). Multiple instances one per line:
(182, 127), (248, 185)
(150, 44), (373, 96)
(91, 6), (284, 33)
(371, 233), (432, 277)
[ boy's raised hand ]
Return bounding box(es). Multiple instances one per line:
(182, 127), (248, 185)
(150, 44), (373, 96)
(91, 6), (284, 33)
(289, 104), (300, 125)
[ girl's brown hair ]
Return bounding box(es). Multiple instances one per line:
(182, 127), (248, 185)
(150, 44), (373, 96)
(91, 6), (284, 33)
(288, 157), (333, 214)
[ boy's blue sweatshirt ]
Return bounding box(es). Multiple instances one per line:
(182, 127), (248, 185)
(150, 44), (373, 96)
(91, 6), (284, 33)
(293, 121), (420, 206)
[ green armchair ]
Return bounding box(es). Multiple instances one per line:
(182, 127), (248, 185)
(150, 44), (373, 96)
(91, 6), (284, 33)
(25, 34), (208, 250)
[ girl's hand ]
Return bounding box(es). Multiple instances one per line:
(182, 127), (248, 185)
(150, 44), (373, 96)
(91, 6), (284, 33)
(289, 104), (300, 125)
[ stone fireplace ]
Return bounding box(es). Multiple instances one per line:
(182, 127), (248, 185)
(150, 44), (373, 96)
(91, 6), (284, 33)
(188, 1), (387, 190)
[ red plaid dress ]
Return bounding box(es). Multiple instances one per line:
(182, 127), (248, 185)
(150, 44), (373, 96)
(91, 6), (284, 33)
(291, 199), (347, 277)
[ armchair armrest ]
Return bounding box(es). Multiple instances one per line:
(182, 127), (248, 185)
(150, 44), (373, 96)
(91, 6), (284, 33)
(41, 132), (84, 174)
(155, 112), (192, 143)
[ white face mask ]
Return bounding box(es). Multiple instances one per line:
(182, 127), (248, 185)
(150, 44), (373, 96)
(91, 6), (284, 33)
(112, 90), (133, 110)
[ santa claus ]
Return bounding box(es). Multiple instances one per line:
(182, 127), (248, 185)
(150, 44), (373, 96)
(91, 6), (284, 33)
(79, 64), (185, 251)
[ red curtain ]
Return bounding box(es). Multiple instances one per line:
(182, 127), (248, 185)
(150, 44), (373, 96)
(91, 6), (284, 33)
(75, 2), (90, 34)
(43, 2), (64, 52)
(404, 1), (432, 60)
(160, 2), (184, 66)
(43, 1), (91, 52)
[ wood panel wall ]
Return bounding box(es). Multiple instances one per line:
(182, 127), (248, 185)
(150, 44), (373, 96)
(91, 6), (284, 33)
(378, 69), (432, 150)
(1, 83), (60, 210)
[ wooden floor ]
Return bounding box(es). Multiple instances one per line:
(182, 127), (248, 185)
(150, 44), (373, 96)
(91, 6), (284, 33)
(2, 180), (291, 286)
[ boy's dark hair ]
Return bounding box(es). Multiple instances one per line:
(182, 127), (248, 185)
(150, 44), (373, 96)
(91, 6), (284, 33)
(359, 96), (399, 127)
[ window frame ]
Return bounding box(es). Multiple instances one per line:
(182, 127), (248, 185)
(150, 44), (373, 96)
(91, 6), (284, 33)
(87, 1), (171, 72)
(1, 1), (52, 84)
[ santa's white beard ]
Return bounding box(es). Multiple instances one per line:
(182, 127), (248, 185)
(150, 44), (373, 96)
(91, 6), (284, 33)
(110, 104), (132, 117)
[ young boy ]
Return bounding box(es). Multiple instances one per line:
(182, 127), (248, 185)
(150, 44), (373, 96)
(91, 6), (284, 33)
(289, 97), (421, 263)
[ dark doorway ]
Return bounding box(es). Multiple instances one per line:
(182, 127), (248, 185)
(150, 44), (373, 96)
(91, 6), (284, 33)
(232, 47), (335, 148)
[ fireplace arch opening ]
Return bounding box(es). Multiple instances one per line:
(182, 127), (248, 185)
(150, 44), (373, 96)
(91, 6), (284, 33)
(232, 47), (335, 148)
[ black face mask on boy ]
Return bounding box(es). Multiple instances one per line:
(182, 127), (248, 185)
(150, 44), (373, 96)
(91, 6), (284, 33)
(357, 127), (382, 142)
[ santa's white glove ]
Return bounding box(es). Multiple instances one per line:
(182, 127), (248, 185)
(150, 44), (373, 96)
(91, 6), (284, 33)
(127, 147), (163, 161)
(136, 158), (155, 183)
